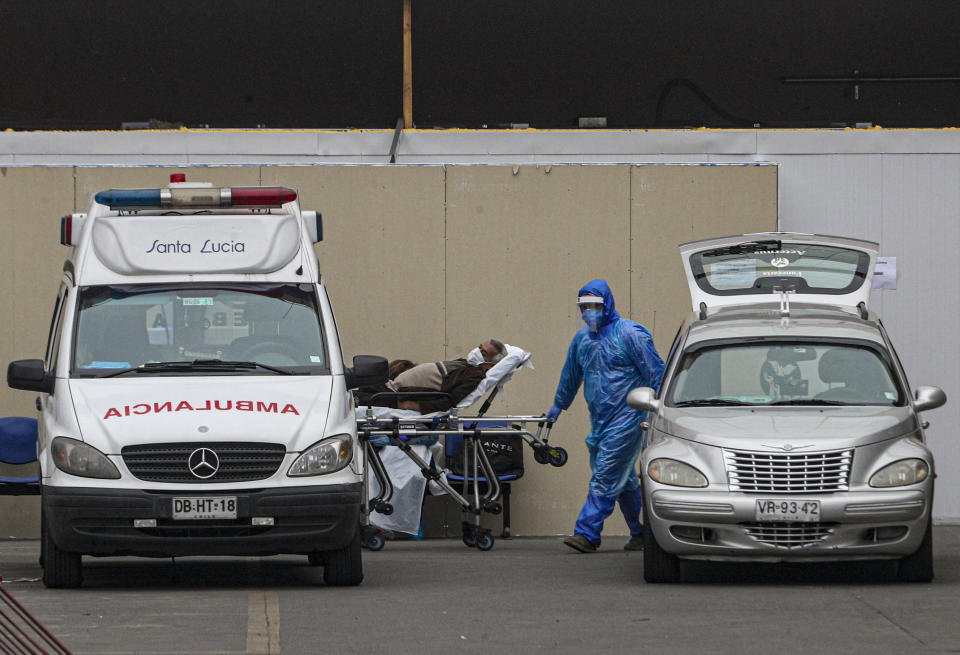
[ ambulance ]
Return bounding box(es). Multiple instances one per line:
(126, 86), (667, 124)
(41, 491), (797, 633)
(7, 175), (387, 588)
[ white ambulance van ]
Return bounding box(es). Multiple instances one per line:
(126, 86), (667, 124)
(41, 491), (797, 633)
(7, 175), (388, 588)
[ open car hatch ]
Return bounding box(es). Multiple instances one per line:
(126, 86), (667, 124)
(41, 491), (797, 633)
(679, 232), (879, 315)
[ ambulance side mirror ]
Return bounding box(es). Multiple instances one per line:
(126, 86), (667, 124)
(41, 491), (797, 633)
(7, 359), (55, 394)
(344, 355), (389, 390)
(303, 211), (323, 243)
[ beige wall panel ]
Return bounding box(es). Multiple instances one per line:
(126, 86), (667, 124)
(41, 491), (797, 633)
(261, 166), (446, 364)
(443, 164), (633, 537)
(630, 165), (779, 354)
(0, 167), (74, 417)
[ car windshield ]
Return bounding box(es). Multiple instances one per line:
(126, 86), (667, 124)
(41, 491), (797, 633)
(72, 284), (327, 377)
(667, 341), (902, 407)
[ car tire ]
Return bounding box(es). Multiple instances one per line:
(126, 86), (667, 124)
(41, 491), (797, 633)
(322, 528), (364, 586)
(642, 506), (681, 583)
(41, 508), (82, 589)
(897, 515), (934, 583)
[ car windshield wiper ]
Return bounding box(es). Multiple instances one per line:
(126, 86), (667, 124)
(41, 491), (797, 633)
(673, 399), (752, 407)
(99, 359), (294, 377)
(767, 399), (850, 406)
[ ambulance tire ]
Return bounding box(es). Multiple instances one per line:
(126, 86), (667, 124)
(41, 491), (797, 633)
(323, 528), (364, 586)
(42, 509), (82, 589)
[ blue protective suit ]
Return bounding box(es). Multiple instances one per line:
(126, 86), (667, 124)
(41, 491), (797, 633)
(553, 279), (664, 546)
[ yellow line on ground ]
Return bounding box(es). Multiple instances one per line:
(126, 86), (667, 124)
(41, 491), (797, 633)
(246, 591), (281, 654)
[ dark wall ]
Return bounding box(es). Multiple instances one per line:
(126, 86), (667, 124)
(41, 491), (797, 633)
(3, 0), (960, 130)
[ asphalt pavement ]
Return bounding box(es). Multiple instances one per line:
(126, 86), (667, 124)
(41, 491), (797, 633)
(1, 527), (959, 655)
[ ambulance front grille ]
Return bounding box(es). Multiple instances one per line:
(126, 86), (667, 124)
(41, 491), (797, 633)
(121, 442), (286, 483)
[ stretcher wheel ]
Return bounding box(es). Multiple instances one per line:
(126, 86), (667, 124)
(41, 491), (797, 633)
(483, 501), (502, 515)
(307, 552), (324, 566)
(476, 533), (495, 551)
(365, 532), (386, 551)
(549, 447), (568, 467)
(533, 446), (551, 465)
(462, 532), (477, 548)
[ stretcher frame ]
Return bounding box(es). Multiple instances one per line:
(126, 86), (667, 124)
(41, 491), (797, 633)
(357, 392), (566, 551)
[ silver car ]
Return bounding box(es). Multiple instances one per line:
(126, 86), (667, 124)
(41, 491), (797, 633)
(628, 233), (945, 583)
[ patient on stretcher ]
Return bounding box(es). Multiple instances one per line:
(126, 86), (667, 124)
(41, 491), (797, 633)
(357, 340), (511, 412)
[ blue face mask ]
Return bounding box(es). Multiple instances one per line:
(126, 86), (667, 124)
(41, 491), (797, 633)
(582, 309), (603, 332)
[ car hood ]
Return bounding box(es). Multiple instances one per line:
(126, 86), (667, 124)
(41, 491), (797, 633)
(656, 405), (918, 449)
(69, 376), (335, 454)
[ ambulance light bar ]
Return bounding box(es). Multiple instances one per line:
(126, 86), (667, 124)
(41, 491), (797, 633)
(94, 187), (297, 210)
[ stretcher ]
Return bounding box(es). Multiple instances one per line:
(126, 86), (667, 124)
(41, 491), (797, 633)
(357, 395), (567, 551)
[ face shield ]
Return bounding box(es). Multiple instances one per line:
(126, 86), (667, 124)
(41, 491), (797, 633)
(578, 296), (604, 332)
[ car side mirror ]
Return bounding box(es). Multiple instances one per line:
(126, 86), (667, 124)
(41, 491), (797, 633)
(914, 386), (946, 413)
(626, 387), (661, 414)
(7, 359), (55, 394)
(344, 355), (389, 390)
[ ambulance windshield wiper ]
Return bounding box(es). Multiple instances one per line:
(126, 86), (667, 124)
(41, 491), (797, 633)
(100, 359), (294, 377)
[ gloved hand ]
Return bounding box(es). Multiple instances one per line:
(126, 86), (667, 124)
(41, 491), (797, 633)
(546, 404), (562, 422)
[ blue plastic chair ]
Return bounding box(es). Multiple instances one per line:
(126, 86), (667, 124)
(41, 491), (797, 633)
(444, 421), (524, 537)
(0, 417), (40, 494)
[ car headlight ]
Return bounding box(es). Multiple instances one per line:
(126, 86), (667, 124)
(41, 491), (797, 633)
(52, 437), (120, 479)
(288, 435), (353, 476)
(648, 458), (708, 488)
(869, 458), (929, 487)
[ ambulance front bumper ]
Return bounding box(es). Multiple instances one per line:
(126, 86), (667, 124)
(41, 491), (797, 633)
(43, 483), (361, 557)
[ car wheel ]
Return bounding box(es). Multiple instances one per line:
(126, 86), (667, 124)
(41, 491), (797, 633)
(322, 528), (364, 586)
(897, 516), (933, 582)
(41, 509), (82, 589)
(642, 507), (681, 583)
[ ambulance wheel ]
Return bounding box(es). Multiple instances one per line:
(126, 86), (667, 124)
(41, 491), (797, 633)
(476, 533), (495, 551)
(41, 511), (82, 589)
(323, 529), (364, 586)
(549, 447), (568, 467)
(897, 515), (933, 582)
(534, 447), (551, 465)
(642, 507), (680, 583)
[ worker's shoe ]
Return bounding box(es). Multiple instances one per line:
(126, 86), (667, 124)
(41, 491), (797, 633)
(563, 534), (598, 553)
(623, 535), (644, 551)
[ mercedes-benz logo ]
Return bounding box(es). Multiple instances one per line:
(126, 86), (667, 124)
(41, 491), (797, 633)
(188, 447), (220, 479)
(770, 257), (790, 268)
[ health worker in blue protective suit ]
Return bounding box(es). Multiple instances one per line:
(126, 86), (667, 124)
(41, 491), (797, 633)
(546, 280), (664, 553)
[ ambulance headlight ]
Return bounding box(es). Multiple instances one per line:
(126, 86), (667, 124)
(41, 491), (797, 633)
(288, 435), (353, 476)
(52, 437), (121, 479)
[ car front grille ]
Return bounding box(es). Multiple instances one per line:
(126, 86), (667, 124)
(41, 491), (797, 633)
(743, 522), (836, 549)
(724, 448), (853, 493)
(121, 442), (287, 483)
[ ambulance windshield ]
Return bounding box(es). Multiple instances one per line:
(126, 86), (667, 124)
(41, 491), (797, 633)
(72, 284), (328, 376)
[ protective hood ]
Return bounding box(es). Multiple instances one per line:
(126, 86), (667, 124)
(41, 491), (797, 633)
(577, 279), (620, 330)
(68, 376), (337, 454)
